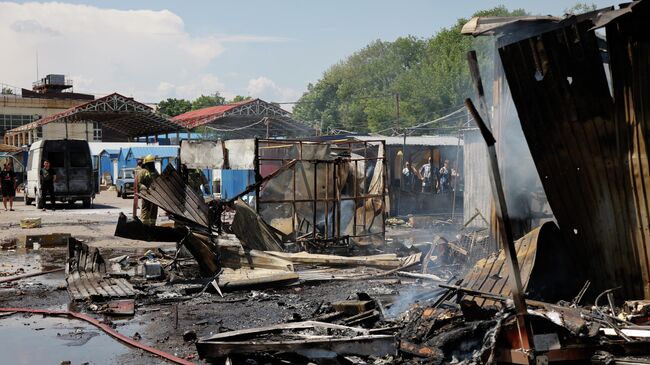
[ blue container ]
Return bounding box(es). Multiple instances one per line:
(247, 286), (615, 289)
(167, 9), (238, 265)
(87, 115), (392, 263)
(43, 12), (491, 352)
(221, 169), (256, 200)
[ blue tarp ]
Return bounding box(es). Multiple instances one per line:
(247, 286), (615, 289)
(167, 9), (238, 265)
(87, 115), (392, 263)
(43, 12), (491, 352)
(124, 146), (179, 170)
(221, 169), (255, 200)
(126, 146), (179, 159)
(99, 149), (119, 181)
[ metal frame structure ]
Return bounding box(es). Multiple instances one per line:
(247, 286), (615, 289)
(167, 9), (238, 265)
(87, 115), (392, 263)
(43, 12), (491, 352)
(4, 93), (179, 143)
(255, 139), (387, 250)
(171, 99), (314, 140)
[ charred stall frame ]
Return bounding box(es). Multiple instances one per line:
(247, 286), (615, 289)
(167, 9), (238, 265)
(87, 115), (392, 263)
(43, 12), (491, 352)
(254, 139), (387, 251)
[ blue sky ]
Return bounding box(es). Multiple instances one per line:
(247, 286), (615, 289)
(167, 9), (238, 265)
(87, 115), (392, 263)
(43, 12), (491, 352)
(1, 1), (617, 104)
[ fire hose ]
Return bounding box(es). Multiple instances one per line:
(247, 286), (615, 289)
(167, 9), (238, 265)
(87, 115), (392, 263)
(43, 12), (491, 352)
(0, 307), (196, 365)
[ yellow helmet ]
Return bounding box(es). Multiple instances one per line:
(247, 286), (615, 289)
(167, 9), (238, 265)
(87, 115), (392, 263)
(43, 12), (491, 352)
(143, 154), (156, 164)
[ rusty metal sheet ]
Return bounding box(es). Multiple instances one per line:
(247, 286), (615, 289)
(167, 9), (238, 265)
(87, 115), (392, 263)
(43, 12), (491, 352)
(66, 239), (138, 301)
(605, 1), (650, 298)
(105, 299), (135, 316)
(497, 15), (646, 299)
(196, 321), (395, 361)
(231, 199), (284, 252)
(139, 164), (210, 228)
(461, 222), (583, 306)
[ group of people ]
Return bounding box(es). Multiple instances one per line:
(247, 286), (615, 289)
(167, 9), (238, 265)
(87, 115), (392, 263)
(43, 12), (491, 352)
(401, 157), (454, 194)
(0, 159), (57, 212)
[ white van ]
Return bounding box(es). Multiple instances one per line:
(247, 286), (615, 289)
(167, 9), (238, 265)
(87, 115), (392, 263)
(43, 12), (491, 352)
(25, 139), (95, 208)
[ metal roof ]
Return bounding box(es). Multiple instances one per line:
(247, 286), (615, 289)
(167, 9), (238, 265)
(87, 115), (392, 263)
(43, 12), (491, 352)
(126, 146), (179, 159)
(5, 93), (180, 137)
(170, 98), (314, 139)
(461, 16), (561, 37)
(171, 99), (253, 128)
(99, 149), (120, 157)
(88, 142), (152, 156)
(353, 135), (462, 147)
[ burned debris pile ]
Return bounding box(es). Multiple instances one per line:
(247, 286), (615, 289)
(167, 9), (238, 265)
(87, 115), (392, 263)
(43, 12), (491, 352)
(3, 2), (649, 364)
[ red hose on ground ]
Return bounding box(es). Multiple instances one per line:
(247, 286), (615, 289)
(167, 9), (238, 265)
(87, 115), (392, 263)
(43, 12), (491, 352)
(0, 307), (195, 365)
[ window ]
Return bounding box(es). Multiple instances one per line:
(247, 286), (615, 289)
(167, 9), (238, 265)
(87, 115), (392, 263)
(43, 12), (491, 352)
(70, 148), (90, 167)
(0, 114), (37, 133)
(45, 152), (65, 168)
(26, 151), (34, 170)
(93, 122), (102, 141)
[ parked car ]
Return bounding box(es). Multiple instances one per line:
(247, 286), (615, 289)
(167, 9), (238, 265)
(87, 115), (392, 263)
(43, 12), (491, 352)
(115, 168), (135, 199)
(24, 139), (95, 208)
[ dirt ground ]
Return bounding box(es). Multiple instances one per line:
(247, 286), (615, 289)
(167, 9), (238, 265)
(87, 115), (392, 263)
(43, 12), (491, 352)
(0, 191), (177, 249)
(0, 191), (426, 364)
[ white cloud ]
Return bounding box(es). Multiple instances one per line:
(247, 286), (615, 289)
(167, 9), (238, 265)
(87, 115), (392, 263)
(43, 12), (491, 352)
(215, 34), (291, 43)
(0, 2), (287, 102)
(157, 74), (229, 100)
(247, 76), (301, 108)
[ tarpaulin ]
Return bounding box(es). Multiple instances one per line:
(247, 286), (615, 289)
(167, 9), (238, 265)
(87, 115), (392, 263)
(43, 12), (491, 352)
(224, 139), (256, 170)
(180, 140), (224, 169)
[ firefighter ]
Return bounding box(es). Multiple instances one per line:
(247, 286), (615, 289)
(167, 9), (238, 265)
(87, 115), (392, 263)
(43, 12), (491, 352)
(188, 168), (208, 195)
(138, 154), (159, 226)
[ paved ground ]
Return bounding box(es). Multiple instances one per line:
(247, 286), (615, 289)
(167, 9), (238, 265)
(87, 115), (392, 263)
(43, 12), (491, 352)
(1, 190), (175, 249)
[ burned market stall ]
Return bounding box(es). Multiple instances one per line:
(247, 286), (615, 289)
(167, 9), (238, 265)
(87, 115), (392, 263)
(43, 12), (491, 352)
(177, 138), (389, 251)
(256, 139), (387, 251)
(464, 0), (650, 300)
(390, 3), (650, 364)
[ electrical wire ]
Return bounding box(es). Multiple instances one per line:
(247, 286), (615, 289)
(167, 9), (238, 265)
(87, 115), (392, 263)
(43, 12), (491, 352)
(202, 118), (267, 132)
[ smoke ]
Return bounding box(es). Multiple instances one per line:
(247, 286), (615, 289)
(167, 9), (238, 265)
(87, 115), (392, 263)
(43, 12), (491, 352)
(468, 36), (553, 222)
(385, 286), (445, 318)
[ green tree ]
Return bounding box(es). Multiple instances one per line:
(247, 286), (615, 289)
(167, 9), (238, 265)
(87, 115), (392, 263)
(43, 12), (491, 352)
(228, 95), (252, 103)
(191, 92), (226, 110)
(1, 87), (14, 95)
(564, 2), (597, 15)
(293, 6), (526, 133)
(157, 98), (191, 117)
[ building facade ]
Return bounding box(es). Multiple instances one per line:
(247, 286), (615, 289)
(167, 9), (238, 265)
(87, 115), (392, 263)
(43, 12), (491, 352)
(1, 74), (94, 144)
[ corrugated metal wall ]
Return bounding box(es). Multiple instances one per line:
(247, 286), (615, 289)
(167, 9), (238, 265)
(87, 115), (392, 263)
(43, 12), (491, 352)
(462, 129), (491, 228)
(606, 4), (650, 297)
(497, 10), (650, 298)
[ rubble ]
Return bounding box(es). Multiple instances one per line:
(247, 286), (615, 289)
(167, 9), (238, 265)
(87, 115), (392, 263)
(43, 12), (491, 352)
(195, 321), (397, 362)
(3, 3), (650, 364)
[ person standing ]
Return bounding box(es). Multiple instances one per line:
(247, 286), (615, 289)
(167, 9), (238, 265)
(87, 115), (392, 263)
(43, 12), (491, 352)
(189, 168), (208, 195)
(401, 161), (414, 192)
(137, 154), (159, 226)
(419, 157), (433, 193)
(40, 160), (57, 211)
(439, 160), (451, 193)
(1, 161), (17, 211)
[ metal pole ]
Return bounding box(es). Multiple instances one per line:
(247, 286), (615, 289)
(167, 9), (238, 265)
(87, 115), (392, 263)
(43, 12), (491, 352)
(450, 114), (464, 221)
(465, 98), (533, 352)
(396, 93), (401, 216)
